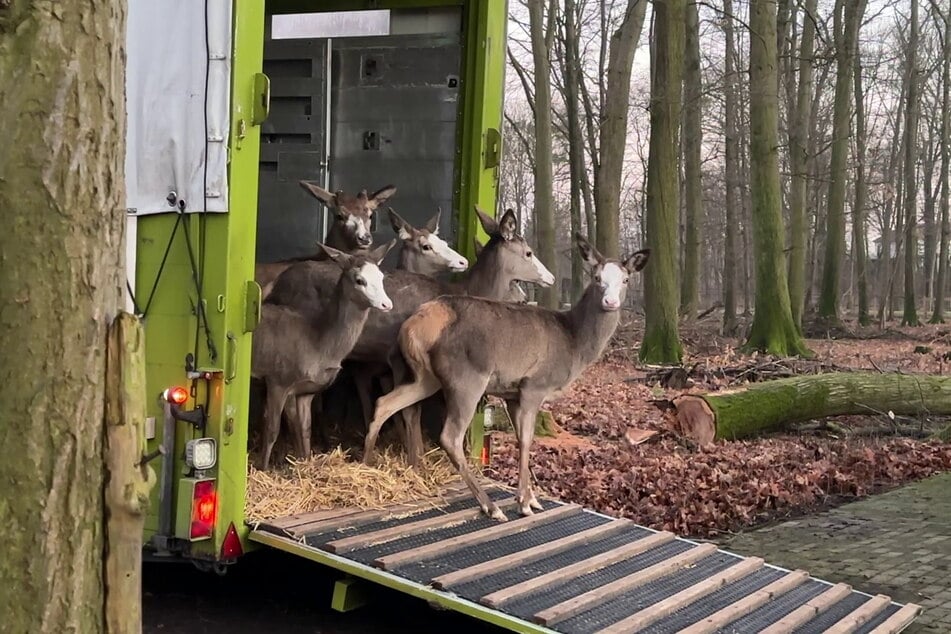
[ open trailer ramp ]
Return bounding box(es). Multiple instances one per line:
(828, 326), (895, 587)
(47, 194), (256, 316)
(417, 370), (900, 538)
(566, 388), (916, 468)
(249, 485), (922, 633)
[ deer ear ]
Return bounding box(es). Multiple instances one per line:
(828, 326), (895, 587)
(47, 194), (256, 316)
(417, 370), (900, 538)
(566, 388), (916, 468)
(499, 209), (518, 241)
(472, 238), (484, 257)
(623, 248), (650, 272)
(368, 238), (397, 265)
(369, 184), (397, 207)
(318, 243), (353, 269)
(387, 208), (413, 240)
(425, 207), (441, 234)
(575, 232), (603, 268)
(299, 180), (335, 206)
(474, 205), (498, 235)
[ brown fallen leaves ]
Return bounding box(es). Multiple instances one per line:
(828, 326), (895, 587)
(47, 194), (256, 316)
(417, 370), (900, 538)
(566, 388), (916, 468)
(488, 436), (951, 538)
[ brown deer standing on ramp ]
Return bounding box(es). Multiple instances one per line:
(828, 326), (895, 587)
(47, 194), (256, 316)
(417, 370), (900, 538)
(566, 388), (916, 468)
(251, 240), (395, 469)
(368, 234), (649, 519)
(267, 207), (555, 465)
(255, 181), (397, 299)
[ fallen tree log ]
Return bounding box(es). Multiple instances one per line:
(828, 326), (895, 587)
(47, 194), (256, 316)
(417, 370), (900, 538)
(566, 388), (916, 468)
(673, 372), (951, 445)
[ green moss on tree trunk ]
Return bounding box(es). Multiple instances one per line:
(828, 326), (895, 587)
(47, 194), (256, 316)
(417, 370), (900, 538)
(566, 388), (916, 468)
(0, 1), (127, 632)
(640, 0), (684, 364)
(744, 0), (811, 357)
(675, 373), (951, 443)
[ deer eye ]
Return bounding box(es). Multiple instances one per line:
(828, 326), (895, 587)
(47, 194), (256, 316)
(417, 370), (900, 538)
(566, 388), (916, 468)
(355, 277), (367, 287)
(421, 243), (433, 251)
(526, 250), (533, 258)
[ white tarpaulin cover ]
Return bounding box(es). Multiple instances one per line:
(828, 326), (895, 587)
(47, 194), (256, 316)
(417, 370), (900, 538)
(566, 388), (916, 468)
(125, 0), (233, 215)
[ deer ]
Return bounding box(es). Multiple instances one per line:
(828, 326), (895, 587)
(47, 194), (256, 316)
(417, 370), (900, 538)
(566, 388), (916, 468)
(251, 240), (396, 469)
(475, 237), (527, 303)
(367, 234), (649, 520)
(391, 207), (468, 276)
(265, 207), (555, 466)
(255, 181), (397, 299)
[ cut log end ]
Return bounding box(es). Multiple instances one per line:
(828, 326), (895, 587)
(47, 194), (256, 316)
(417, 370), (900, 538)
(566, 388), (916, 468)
(673, 395), (716, 446)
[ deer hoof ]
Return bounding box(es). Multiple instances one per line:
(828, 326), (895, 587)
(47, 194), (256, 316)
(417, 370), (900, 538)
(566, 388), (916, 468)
(528, 495), (543, 511)
(488, 506), (508, 522)
(518, 504), (535, 517)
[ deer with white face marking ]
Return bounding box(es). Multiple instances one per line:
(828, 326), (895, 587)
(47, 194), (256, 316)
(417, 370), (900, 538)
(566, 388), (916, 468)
(266, 207), (555, 465)
(255, 181), (397, 299)
(391, 207), (468, 276)
(368, 234), (649, 519)
(475, 237), (527, 303)
(251, 240), (395, 469)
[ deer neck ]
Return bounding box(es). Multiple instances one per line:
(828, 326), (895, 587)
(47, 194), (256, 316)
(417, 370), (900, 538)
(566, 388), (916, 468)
(458, 248), (511, 300)
(308, 275), (369, 361)
(566, 284), (621, 367)
(323, 223), (354, 252)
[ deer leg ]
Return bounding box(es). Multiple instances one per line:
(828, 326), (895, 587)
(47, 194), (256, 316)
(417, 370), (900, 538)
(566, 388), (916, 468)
(259, 383), (289, 470)
(379, 372), (424, 468)
(508, 395), (544, 516)
(295, 393), (315, 460)
(352, 367), (376, 431)
(366, 373), (440, 466)
(441, 379), (504, 521)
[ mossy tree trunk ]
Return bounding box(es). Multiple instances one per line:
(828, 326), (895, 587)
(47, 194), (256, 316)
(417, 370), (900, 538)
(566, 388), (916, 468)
(722, 0), (741, 336)
(744, 0), (810, 356)
(594, 0), (647, 260)
(680, 1), (703, 322)
(902, 0), (921, 326)
(817, 0), (866, 322)
(674, 373), (951, 445)
(930, 6), (950, 324)
(528, 0), (559, 309)
(0, 1), (129, 632)
(787, 0), (818, 332)
(640, 0), (684, 364)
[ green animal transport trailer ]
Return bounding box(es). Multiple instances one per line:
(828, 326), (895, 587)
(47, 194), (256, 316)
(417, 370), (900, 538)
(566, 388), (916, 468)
(126, 0), (921, 631)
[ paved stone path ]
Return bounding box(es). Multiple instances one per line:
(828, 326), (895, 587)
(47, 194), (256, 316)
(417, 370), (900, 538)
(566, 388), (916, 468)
(719, 473), (951, 633)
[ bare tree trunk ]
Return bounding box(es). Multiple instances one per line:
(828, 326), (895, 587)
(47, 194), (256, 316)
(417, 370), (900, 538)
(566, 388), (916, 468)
(818, 0), (866, 322)
(561, 0), (586, 303)
(902, 0), (921, 325)
(923, 129), (939, 303)
(745, 0), (810, 355)
(680, 0), (703, 321)
(0, 1), (131, 631)
(931, 4), (951, 323)
(877, 81), (906, 324)
(528, 0), (559, 308)
(853, 51), (871, 325)
(595, 0), (648, 259)
(787, 0), (817, 330)
(640, 0), (684, 363)
(722, 0), (741, 335)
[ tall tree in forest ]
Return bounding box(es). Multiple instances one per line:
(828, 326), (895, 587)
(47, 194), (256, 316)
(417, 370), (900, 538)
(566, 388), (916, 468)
(680, 0), (704, 321)
(931, 1), (951, 323)
(787, 0), (817, 330)
(853, 51), (871, 325)
(722, 0), (741, 335)
(902, 0), (921, 325)
(595, 0), (648, 258)
(817, 0), (867, 323)
(560, 0), (586, 301)
(640, 0), (685, 363)
(0, 2), (148, 632)
(745, 0), (810, 355)
(528, 0), (559, 308)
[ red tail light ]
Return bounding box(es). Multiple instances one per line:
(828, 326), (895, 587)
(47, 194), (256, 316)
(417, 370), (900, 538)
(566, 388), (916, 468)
(164, 386), (188, 405)
(190, 479), (218, 539)
(481, 434), (491, 466)
(221, 522), (244, 559)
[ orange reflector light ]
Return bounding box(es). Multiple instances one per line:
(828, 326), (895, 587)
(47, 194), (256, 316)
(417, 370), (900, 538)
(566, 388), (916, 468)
(221, 522), (243, 559)
(481, 434), (491, 466)
(164, 386), (188, 405)
(190, 479), (217, 540)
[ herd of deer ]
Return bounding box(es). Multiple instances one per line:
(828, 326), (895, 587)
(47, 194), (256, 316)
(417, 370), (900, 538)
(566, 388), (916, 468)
(251, 180), (649, 520)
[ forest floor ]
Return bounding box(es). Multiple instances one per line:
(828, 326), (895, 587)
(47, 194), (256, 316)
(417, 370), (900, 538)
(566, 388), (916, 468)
(486, 312), (951, 539)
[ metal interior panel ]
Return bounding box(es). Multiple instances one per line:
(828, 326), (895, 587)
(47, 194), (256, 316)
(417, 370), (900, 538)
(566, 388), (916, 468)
(329, 34), (462, 261)
(257, 37), (329, 263)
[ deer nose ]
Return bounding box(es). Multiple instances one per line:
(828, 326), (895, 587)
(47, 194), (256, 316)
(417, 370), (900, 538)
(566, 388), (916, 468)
(452, 257), (469, 271)
(357, 234), (372, 247)
(602, 297), (620, 311)
(379, 298), (393, 312)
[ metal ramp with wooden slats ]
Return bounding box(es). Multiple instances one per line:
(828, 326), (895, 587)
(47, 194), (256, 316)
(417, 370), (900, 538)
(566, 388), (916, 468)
(249, 483), (923, 633)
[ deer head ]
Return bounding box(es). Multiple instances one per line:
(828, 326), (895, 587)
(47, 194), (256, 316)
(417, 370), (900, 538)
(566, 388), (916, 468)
(300, 181), (397, 251)
(474, 206), (556, 288)
(388, 207), (468, 275)
(318, 240), (397, 312)
(575, 232), (650, 312)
